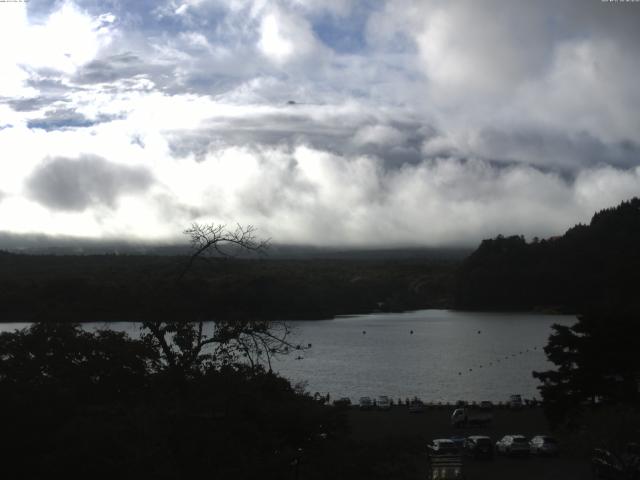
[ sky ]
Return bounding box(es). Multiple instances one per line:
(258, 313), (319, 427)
(0, 0), (639, 247)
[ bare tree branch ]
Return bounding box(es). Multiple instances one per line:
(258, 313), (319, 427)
(142, 222), (306, 376)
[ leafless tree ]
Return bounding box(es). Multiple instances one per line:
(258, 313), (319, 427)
(178, 223), (270, 281)
(142, 223), (302, 375)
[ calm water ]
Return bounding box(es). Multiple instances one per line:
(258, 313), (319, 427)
(0, 310), (574, 403)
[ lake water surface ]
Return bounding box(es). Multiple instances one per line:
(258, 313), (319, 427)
(0, 310), (575, 403)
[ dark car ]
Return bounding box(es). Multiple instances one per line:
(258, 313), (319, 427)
(592, 445), (640, 480)
(623, 444), (640, 479)
(428, 439), (460, 456)
(592, 448), (627, 479)
(529, 435), (559, 456)
(465, 435), (494, 459)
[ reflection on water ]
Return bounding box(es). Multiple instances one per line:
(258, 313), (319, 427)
(272, 310), (574, 402)
(0, 309), (574, 402)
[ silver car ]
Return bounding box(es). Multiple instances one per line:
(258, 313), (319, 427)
(530, 435), (559, 456)
(496, 435), (529, 456)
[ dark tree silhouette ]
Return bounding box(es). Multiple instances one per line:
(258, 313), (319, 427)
(456, 197), (640, 312)
(142, 222), (299, 375)
(533, 312), (640, 426)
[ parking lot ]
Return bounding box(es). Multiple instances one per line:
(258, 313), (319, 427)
(346, 405), (592, 479)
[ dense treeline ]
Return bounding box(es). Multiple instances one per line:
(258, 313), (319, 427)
(0, 253), (456, 322)
(455, 198), (640, 312)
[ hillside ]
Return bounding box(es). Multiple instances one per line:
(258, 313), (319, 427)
(455, 198), (640, 312)
(0, 254), (457, 322)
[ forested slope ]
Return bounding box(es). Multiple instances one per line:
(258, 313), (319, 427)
(455, 198), (640, 312)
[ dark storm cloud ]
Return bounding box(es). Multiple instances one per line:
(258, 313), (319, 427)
(26, 155), (154, 211)
(27, 107), (123, 131)
(425, 127), (640, 175)
(167, 111), (433, 168)
(477, 129), (640, 172)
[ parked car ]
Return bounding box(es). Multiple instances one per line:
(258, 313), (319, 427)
(509, 394), (523, 409)
(408, 398), (426, 413)
(359, 396), (372, 410)
(592, 445), (640, 480)
(451, 407), (492, 427)
(464, 435), (494, 459)
(450, 436), (466, 450)
(377, 395), (391, 410)
(624, 443), (640, 478)
(496, 435), (529, 456)
(428, 439), (460, 456)
(529, 435), (559, 456)
(333, 397), (351, 407)
(479, 400), (494, 410)
(592, 448), (626, 479)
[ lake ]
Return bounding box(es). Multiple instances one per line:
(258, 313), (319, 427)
(0, 309), (574, 403)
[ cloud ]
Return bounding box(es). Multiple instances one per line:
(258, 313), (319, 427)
(27, 107), (123, 131)
(258, 7), (325, 64)
(72, 52), (145, 84)
(6, 96), (68, 112)
(147, 145), (640, 247)
(26, 155), (154, 211)
(1, 0), (639, 246)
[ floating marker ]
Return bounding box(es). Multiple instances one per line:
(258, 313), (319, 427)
(362, 331), (366, 334)
(410, 330), (414, 334)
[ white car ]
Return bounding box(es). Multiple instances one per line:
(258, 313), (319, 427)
(496, 435), (529, 456)
(359, 396), (372, 410)
(377, 395), (391, 410)
(529, 435), (559, 456)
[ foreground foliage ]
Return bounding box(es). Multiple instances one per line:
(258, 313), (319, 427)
(533, 311), (640, 429)
(0, 323), (342, 479)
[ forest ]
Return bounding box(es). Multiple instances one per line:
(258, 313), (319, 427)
(455, 198), (640, 313)
(0, 252), (457, 322)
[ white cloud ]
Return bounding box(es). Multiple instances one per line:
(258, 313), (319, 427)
(353, 125), (407, 147)
(1, 0), (639, 247)
(258, 7), (323, 64)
